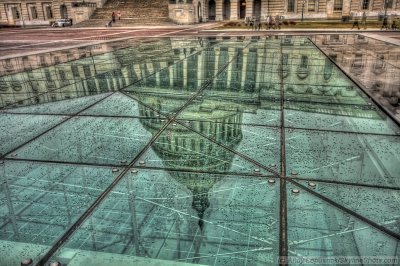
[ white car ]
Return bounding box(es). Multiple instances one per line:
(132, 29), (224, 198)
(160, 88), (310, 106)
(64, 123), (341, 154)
(52, 19), (72, 27)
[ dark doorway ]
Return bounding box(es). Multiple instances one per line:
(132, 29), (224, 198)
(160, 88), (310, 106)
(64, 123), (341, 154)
(60, 4), (68, 19)
(223, 0), (230, 20)
(239, 0), (246, 19)
(208, 0), (216, 21)
(198, 2), (202, 22)
(253, 0), (261, 18)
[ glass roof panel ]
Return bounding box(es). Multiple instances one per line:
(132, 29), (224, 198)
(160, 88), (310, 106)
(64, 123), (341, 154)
(81, 92), (161, 118)
(48, 169), (279, 265)
(0, 114), (64, 156)
(0, 161), (121, 265)
(2, 93), (110, 115)
(284, 100), (399, 135)
(287, 182), (399, 259)
(286, 128), (400, 187)
(295, 180), (400, 235)
(7, 117), (158, 166)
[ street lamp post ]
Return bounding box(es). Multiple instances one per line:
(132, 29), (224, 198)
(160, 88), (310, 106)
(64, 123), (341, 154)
(301, 0), (305, 22)
(384, 0), (388, 17)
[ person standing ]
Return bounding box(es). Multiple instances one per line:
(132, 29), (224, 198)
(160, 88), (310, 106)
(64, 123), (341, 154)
(112, 12), (116, 23)
(266, 15), (270, 30)
(361, 11), (367, 29)
(117, 11), (121, 20)
(381, 15), (388, 30)
(351, 11), (360, 30)
(275, 15), (280, 30)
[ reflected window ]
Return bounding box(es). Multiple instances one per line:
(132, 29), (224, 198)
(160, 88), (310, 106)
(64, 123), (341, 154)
(373, 54), (386, 74)
(40, 55), (47, 66)
(282, 53), (289, 65)
(324, 57), (333, 80)
(283, 36), (292, 45)
(287, 0), (295, 12)
(362, 0), (370, 10)
(45, 70), (52, 81)
(334, 0), (343, 11)
(0, 80), (9, 91)
(71, 65), (80, 77)
(300, 55), (308, 69)
(351, 54), (364, 72)
(11, 80), (22, 91)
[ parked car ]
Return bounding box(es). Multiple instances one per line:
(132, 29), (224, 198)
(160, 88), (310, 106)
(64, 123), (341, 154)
(52, 19), (72, 27)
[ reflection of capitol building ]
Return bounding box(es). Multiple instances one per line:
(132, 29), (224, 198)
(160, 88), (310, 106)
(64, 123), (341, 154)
(313, 34), (400, 117)
(1, 36), (396, 265)
(1, 36), (378, 119)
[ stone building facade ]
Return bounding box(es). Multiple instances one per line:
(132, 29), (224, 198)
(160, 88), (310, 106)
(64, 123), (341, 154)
(169, 0), (400, 24)
(0, 0), (105, 26)
(0, 0), (399, 26)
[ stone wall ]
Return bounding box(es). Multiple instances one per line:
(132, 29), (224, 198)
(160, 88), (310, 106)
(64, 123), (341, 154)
(169, 3), (196, 24)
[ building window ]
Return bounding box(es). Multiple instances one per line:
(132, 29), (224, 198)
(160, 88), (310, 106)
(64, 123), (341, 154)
(45, 5), (53, 19)
(287, 0), (295, 12)
(308, 0), (317, 12)
(385, 0), (394, 9)
(29, 5), (38, 19)
(13, 8), (21, 19)
(362, 0), (370, 10)
(334, 0), (343, 11)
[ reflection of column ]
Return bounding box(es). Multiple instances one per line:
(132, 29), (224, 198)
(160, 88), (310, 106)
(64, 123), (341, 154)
(83, 167), (97, 250)
(213, 48), (220, 86)
(241, 48), (249, 90)
(227, 48), (235, 88)
(169, 64), (174, 87)
(126, 175), (140, 255)
(133, 64), (142, 79)
(197, 50), (204, 88)
(2, 164), (20, 240)
(255, 48), (264, 89)
(181, 50), (188, 88)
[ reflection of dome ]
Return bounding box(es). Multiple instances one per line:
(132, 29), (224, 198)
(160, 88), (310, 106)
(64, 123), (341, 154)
(138, 94), (244, 232)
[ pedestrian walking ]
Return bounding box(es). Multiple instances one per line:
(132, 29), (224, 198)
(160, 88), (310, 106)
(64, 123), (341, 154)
(391, 18), (398, 30)
(361, 11), (367, 29)
(275, 15), (280, 30)
(381, 15), (388, 30)
(112, 12), (116, 23)
(351, 12), (360, 30)
(117, 11), (121, 20)
(266, 15), (271, 30)
(255, 16), (261, 31)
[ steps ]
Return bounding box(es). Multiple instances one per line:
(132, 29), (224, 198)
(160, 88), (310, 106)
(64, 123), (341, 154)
(76, 0), (172, 27)
(74, 18), (174, 28)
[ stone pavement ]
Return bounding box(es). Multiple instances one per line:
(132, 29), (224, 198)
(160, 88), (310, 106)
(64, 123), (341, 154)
(0, 22), (398, 59)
